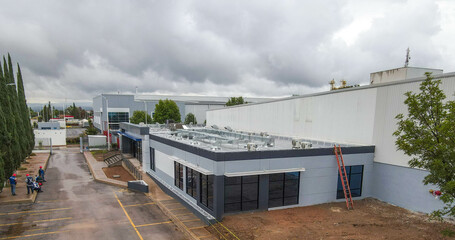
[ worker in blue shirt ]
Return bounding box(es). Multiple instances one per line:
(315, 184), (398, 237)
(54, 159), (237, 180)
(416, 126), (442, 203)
(9, 174), (17, 196)
(25, 174), (34, 194)
(38, 166), (46, 182)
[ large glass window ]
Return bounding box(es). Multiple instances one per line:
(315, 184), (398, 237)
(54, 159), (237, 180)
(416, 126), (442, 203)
(150, 148), (155, 171)
(224, 175), (259, 213)
(108, 112), (129, 123)
(200, 173), (214, 210)
(186, 168), (198, 199)
(174, 162), (184, 190)
(337, 165), (363, 199)
(268, 172), (300, 208)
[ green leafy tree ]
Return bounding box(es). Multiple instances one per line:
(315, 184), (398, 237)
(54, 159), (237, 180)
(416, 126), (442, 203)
(130, 111), (152, 124)
(184, 113), (197, 124)
(153, 99), (181, 124)
(85, 119), (98, 135)
(226, 96), (246, 106)
(394, 72), (455, 218)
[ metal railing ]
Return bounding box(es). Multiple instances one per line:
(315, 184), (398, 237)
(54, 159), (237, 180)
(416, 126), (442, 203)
(123, 158), (142, 180)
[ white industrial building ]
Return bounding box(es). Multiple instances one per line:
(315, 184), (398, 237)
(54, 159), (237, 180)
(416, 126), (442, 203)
(205, 66), (452, 214)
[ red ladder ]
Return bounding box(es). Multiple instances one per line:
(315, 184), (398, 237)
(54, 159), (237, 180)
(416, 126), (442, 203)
(334, 145), (354, 210)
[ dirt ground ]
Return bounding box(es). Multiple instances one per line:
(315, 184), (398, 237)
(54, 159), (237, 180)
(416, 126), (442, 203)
(102, 166), (135, 182)
(91, 150), (120, 162)
(207, 198), (455, 240)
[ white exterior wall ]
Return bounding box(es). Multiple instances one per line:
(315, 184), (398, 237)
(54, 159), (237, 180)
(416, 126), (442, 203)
(184, 104), (224, 124)
(207, 88), (377, 145)
(34, 129), (67, 146)
(88, 136), (107, 146)
(207, 73), (455, 168)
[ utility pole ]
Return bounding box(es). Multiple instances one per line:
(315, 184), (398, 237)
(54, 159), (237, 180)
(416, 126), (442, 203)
(102, 96), (111, 151)
(404, 47), (411, 67)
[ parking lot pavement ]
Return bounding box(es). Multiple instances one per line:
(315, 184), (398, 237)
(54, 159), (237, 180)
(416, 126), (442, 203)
(0, 148), (186, 240)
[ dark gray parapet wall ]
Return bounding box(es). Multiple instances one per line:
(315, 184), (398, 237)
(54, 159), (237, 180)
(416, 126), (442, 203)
(120, 122), (150, 136)
(149, 133), (375, 161)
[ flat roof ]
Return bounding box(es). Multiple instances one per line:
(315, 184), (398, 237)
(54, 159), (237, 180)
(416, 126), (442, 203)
(149, 126), (364, 153)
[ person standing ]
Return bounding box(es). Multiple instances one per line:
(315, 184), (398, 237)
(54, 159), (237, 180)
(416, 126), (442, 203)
(9, 174), (17, 196)
(25, 174), (34, 194)
(38, 166), (46, 182)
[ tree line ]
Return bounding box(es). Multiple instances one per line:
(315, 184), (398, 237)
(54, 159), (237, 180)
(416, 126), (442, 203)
(0, 54), (34, 190)
(30, 102), (92, 122)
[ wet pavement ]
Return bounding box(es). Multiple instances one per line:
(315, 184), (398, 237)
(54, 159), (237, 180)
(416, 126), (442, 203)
(0, 148), (186, 240)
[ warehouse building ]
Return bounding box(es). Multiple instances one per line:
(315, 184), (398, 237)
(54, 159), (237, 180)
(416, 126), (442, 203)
(119, 122), (374, 222)
(117, 66), (452, 223)
(92, 94), (270, 132)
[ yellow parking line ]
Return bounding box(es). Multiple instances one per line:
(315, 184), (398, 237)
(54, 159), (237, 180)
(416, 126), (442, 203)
(0, 217), (72, 227)
(0, 207), (71, 216)
(123, 202), (156, 208)
(24, 228), (48, 232)
(0, 230), (70, 239)
(181, 219), (200, 223)
(135, 221), (172, 228)
(114, 192), (143, 240)
(189, 226), (206, 230)
(33, 217), (72, 223)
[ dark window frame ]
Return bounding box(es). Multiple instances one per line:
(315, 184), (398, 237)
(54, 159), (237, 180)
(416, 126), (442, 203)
(268, 172), (300, 208)
(150, 148), (155, 171)
(337, 165), (364, 199)
(224, 175), (259, 213)
(174, 162), (184, 190)
(200, 173), (214, 210)
(186, 167), (198, 199)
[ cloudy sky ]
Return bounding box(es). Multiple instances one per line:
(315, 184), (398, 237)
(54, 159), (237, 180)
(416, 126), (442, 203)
(0, 0), (454, 103)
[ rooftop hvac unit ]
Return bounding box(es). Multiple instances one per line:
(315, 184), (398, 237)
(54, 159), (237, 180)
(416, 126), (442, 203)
(292, 139), (312, 149)
(211, 146), (221, 151)
(246, 143), (258, 151)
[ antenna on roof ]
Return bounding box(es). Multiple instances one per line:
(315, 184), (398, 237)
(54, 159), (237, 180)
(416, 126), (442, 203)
(404, 47), (411, 67)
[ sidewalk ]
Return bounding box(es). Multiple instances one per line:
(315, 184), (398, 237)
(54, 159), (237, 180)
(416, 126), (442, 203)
(0, 152), (50, 205)
(84, 152), (217, 240)
(83, 151), (127, 188)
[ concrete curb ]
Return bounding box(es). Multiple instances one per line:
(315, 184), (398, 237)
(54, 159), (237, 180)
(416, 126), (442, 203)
(83, 151), (127, 188)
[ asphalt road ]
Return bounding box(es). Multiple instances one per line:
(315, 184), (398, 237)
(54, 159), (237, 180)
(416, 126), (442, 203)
(0, 148), (186, 240)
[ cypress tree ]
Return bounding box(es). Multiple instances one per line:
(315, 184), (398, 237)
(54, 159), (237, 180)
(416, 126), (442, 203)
(7, 54), (27, 162)
(0, 65), (13, 181)
(0, 104), (8, 189)
(1, 56), (21, 169)
(17, 64), (34, 155)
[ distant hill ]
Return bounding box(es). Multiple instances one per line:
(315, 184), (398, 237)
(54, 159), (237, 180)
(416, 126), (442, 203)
(28, 102), (93, 111)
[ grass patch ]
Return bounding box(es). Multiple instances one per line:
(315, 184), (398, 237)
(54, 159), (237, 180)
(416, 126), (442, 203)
(18, 167), (27, 171)
(91, 150), (108, 155)
(30, 153), (36, 156)
(441, 228), (455, 237)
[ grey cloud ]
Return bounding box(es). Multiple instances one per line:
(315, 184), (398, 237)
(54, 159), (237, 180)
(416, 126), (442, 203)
(0, 0), (451, 102)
